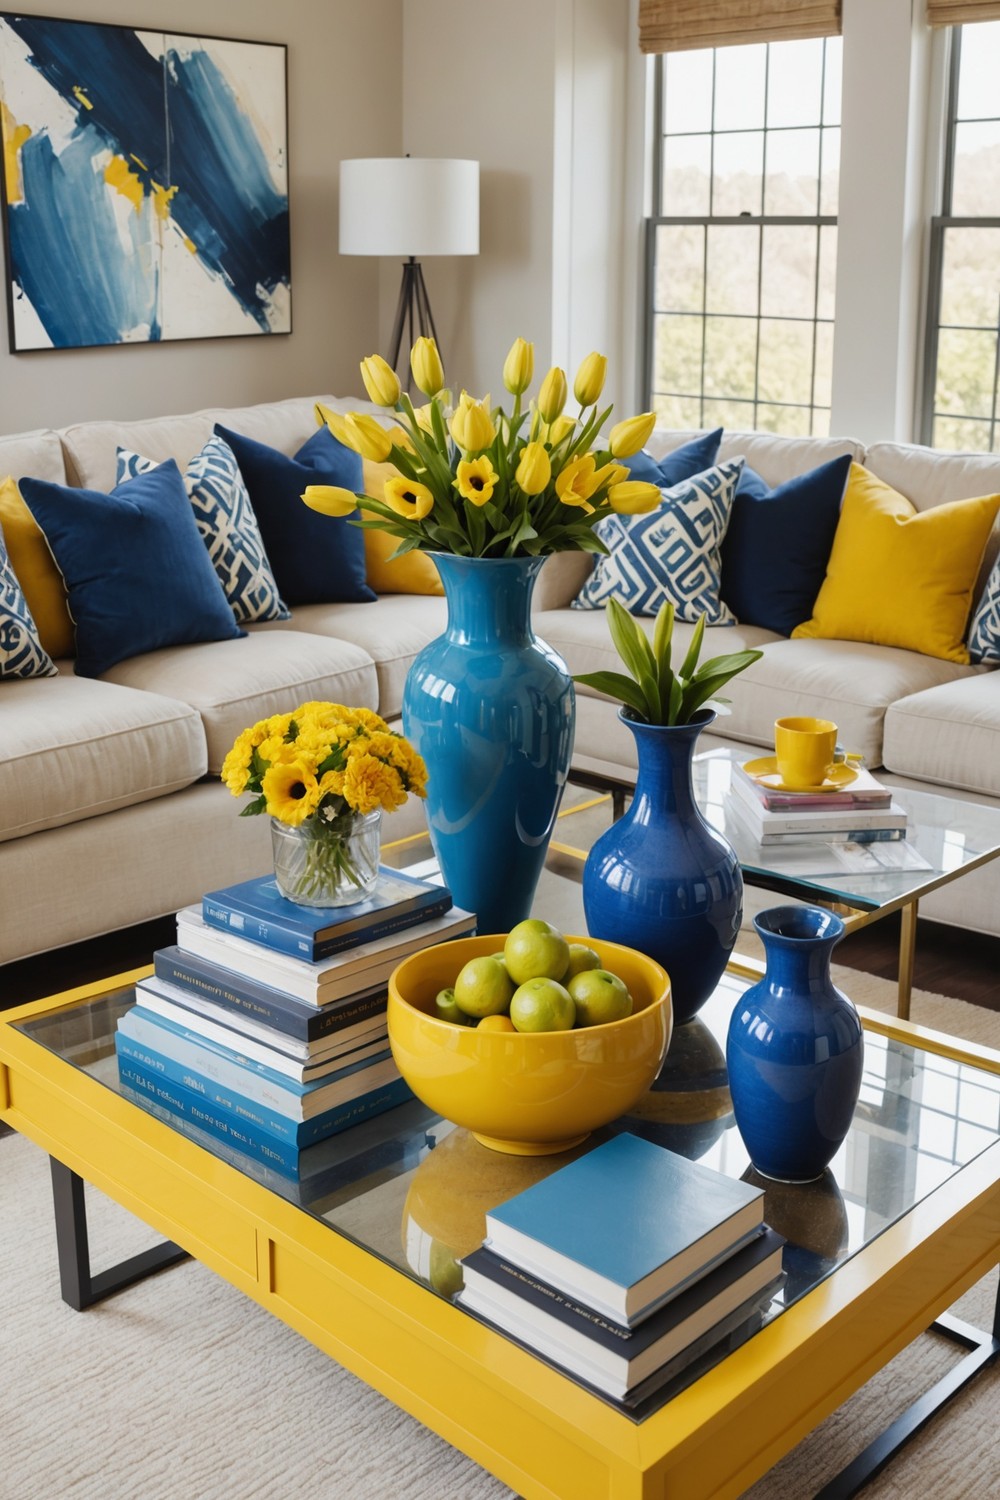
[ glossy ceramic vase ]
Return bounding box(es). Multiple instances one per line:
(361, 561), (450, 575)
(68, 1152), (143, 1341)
(726, 906), (864, 1183)
(582, 709), (743, 1024)
(270, 809), (381, 907)
(402, 555), (575, 932)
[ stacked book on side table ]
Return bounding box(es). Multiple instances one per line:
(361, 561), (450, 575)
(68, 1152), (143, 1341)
(457, 1132), (785, 1405)
(115, 866), (476, 1177)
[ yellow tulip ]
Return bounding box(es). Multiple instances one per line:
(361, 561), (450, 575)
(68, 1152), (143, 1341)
(554, 455), (624, 512)
(449, 392), (495, 452)
(410, 336), (445, 397)
(454, 456), (499, 507)
(384, 475), (435, 521)
(608, 411), (657, 459)
(573, 351), (608, 407)
(322, 410), (393, 463)
(503, 337), (534, 395)
(301, 485), (358, 517)
(360, 353), (401, 407)
(544, 414), (577, 446)
(607, 480), (662, 515)
(537, 366), (568, 423)
(514, 441), (551, 496)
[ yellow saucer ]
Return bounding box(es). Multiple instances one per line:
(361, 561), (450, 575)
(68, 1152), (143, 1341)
(743, 756), (859, 795)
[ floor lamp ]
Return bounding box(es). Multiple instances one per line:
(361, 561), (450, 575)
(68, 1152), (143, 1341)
(339, 157), (480, 381)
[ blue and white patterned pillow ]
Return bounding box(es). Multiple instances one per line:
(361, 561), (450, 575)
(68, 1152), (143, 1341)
(116, 435), (290, 624)
(572, 459), (744, 622)
(968, 554), (1000, 663)
(0, 527), (57, 678)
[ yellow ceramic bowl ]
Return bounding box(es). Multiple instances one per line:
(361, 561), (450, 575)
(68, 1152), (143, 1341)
(387, 933), (672, 1156)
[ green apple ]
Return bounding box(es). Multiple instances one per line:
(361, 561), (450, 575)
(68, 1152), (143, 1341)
(433, 986), (474, 1026)
(453, 955), (515, 1018)
(564, 941), (602, 980)
(567, 968), (633, 1027)
(503, 918), (571, 985)
(509, 977), (576, 1033)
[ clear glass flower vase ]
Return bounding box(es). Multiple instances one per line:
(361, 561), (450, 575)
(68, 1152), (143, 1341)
(270, 809), (382, 908)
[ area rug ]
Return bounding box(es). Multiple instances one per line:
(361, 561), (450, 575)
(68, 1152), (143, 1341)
(1, 971), (997, 1500)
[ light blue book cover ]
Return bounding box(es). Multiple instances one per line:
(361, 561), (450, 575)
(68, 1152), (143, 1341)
(484, 1132), (765, 1324)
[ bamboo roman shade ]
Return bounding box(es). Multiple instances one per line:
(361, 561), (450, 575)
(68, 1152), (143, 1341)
(926, 1), (1000, 24)
(638, 1), (841, 53)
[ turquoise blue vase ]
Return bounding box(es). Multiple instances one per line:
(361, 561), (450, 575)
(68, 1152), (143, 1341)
(726, 906), (864, 1183)
(402, 555), (575, 932)
(583, 710), (743, 1024)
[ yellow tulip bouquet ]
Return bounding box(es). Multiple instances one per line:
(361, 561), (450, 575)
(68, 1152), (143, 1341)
(221, 701), (427, 904)
(302, 338), (664, 559)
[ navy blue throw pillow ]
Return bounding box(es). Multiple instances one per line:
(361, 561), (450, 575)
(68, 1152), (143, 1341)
(19, 460), (244, 678)
(216, 424), (376, 607)
(624, 428), (724, 489)
(719, 454), (852, 636)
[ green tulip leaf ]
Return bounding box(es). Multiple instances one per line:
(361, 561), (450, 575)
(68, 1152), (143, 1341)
(571, 669), (651, 717)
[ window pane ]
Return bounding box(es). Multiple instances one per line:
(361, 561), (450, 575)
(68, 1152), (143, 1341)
(934, 327), (998, 420)
(653, 393), (704, 428)
(932, 415), (993, 452)
(823, 38), (843, 127)
(766, 39), (824, 128)
(811, 406), (831, 438)
(656, 225), (704, 314)
(939, 228), (1000, 328)
(704, 315), (758, 400)
(757, 318), (815, 404)
(817, 226), (837, 320)
(653, 314), (704, 396)
(951, 121), (1000, 217)
(814, 321), (834, 408)
(701, 396), (757, 430)
(662, 134), (712, 214)
(663, 48), (714, 135)
(706, 225), (760, 315)
(761, 226), (817, 319)
(764, 128), (821, 215)
(714, 44), (766, 132)
(756, 403), (811, 435)
(712, 131), (763, 216)
(819, 127), (840, 216)
(955, 22), (1000, 121)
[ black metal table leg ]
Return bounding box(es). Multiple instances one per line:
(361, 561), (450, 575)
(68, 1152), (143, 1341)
(49, 1156), (189, 1311)
(814, 1273), (1000, 1498)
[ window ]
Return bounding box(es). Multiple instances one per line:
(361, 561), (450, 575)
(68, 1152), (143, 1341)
(923, 21), (1000, 451)
(643, 37), (842, 437)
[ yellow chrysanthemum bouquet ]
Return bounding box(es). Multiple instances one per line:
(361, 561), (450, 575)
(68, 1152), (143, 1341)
(221, 701), (427, 906)
(301, 337), (663, 558)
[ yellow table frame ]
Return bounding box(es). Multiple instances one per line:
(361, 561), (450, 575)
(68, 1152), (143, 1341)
(3, 966), (1000, 1500)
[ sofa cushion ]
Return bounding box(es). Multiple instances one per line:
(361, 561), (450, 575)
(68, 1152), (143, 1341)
(719, 455), (852, 636)
(217, 423), (376, 608)
(0, 673), (207, 842)
(0, 477), (74, 659)
(625, 428), (723, 487)
(882, 674), (1000, 798)
(100, 629), (379, 773)
(793, 464), (1000, 664)
(19, 461), (244, 677)
(117, 435), (290, 625)
(0, 526), (56, 679)
(717, 431), (865, 486)
(572, 460), (743, 623)
(0, 427), (67, 485)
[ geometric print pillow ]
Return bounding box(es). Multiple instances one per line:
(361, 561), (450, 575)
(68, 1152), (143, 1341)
(116, 434), (290, 625)
(968, 553), (1000, 663)
(572, 459), (744, 623)
(0, 525), (58, 678)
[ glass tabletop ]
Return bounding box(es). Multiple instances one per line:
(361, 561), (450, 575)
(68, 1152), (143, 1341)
(14, 960), (1000, 1421)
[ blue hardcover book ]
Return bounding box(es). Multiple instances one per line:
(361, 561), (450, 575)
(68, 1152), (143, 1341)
(153, 946), (389, 1042)
(201, 865), (452, 960)
(117, 1049), (413, 1174)
(483, 1133), (765, 1326)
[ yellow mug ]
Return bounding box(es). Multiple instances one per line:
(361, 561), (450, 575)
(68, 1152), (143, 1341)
(774, 716), (838, 789)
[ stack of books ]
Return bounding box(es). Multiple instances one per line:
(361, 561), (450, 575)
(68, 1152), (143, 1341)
(726, 759), (908, 847)
(457, 1132), (784, 1404)
(115, 865), (476, 1176)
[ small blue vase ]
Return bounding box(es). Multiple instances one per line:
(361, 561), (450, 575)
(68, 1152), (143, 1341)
(726, 906), (864, 1183)
(402, 554), (575, 933)
(582, 709), (743, 1025)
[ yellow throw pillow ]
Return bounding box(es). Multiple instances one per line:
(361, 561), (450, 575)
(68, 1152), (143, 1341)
(360, 459), (444, 596)
(791, 463), (1000, 664)
(0, 475), (75, 659)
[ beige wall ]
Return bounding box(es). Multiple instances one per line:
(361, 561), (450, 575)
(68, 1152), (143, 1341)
(0, 0), (402, 436)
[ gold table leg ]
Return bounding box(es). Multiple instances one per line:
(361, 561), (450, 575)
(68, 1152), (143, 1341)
(898, 898), (919, 1021)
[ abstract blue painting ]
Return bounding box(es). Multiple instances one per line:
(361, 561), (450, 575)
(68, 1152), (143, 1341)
(0, 16), (290, 350)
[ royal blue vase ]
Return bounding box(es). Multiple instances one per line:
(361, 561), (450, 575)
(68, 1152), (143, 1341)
(726, 906), (864, 1183)
(402, 554), (575, 933)
(582, 709), (743, 1025)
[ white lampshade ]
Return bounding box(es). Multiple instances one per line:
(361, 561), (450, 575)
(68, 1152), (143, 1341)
(339, 157), (479, 258)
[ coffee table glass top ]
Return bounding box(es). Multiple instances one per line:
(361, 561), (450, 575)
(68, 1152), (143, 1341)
(14, 964), (1000, 1419)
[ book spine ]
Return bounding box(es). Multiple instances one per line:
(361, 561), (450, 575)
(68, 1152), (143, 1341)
(202, 891), (453, 960)
(756, 826), (905, 845)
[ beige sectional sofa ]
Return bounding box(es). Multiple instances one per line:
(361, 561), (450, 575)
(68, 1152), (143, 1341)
(2, 405), (998, 969)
